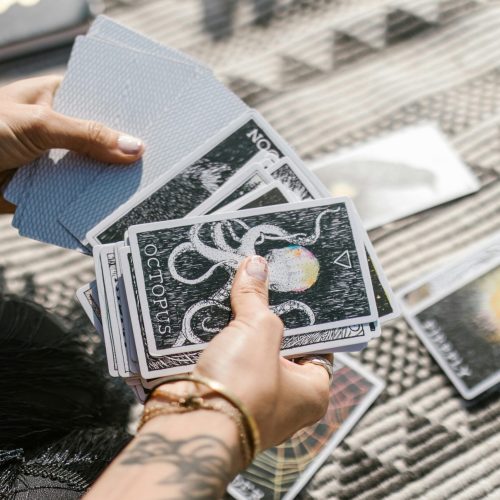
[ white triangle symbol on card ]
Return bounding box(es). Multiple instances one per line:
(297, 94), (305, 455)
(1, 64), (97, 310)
(334, 250), (352, 269)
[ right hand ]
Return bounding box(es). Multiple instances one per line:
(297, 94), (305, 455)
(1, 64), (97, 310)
(192, 255), (331, 449)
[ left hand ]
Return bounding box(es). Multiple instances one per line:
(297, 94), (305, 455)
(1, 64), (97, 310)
(0, 75), (144, 213)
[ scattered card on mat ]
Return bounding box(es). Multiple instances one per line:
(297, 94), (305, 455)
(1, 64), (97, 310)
(309, 124), (480, 230)
(399, 234), (500, 399)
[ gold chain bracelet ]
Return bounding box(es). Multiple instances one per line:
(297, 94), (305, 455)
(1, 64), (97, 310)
(138, 374), (261, 464)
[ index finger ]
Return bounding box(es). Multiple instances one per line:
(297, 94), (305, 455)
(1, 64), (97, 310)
(0, 75), (63, 105)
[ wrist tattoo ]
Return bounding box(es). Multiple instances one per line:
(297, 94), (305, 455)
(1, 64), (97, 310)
(120, 432), (237, 499)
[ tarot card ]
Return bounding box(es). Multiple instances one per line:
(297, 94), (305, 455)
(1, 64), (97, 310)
(85, 110), (318, 246)
(266, 158), (319, 201)
(228, 354), (385, 500)
(94, 246), (120, 377)
(99, 245), (133, 377)
(60, 66), (248, 243)
(76, 281), (103, 336)
(189, 151), (276, 216)
(204, 155), (398, 325)
(15, 35), (201, 250)
(363, 238), (399, 326)
(118, 245), (201, 379)
(221, 182), (296, 212)
(399, 241), (500, 399)
(309, 124), (479, 230)
(120, 242), (373, 379)
(88, 15), (210, 71)
(114, 244), (140, 370)
(101, 243), (139, 377)
(129, 197), (377, 357)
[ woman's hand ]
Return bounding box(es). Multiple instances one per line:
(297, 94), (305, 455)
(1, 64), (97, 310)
(86, 257), (331, 500)
(194, 255), (331, 449)
(0, 75), (144, 212)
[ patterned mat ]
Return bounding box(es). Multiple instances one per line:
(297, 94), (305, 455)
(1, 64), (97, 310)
(1, 0), (500, 498)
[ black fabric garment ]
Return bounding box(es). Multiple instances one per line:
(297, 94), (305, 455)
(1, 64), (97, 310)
(0, 295), (134, 498)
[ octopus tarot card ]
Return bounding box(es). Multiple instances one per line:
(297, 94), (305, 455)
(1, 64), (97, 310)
(121, 243), (370, 381)
(129, 198), (377, 357)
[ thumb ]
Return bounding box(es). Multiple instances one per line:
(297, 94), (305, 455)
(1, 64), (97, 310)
(230, 255), (270, 320)
(227, 255), (283, 355)
(35, 109), (144, 164)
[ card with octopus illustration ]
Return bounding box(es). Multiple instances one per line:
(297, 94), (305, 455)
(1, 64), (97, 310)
(86, 110), (303, 246)
(399, 247), (500, 400)
(119, 241), (374, 382)
(119, 245), (202, 379)
(129, 197), (377, 356)
(118, 251), (374, 382)
(120, 240), (373, 380)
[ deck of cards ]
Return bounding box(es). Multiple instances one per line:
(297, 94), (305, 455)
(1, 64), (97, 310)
(3, 16), (399, 402)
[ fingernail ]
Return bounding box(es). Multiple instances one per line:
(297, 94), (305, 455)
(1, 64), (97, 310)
(246, 255), (268, 281)
(117, 135), (143, 155)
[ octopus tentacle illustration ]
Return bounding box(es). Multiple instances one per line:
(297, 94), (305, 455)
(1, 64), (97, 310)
(270, 300), (315, 323)
(169, 208), (336, 346)
(175, 299), (232, 346)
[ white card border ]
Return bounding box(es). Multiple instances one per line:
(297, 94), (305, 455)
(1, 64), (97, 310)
(93, 245), (120, 377)
(76, 281), (103, 336)
(101, 245), (131, 377)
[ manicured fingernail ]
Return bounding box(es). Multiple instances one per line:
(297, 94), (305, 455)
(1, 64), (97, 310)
(246, 255), (268, 281)
(117, 135), (143, 155)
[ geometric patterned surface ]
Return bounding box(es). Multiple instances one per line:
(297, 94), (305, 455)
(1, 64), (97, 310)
(1, 0), (500, 498)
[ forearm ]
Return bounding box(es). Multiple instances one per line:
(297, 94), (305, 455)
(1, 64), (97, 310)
(85, 410), (244, 500)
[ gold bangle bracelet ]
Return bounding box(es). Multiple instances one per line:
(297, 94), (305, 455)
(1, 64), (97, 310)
(138, 400), (253, 466)
(143, 374), (261, 460)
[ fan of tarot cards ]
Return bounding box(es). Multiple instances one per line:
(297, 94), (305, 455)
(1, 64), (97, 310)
(4, 16), (399, 403)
